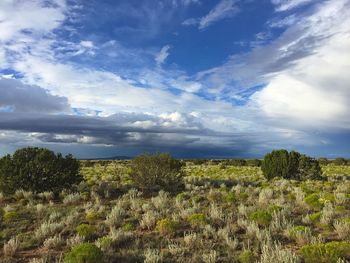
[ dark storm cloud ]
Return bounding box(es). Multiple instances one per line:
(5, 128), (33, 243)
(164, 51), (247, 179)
(0, 111), (265, 157)
(0, 78), (70, 113)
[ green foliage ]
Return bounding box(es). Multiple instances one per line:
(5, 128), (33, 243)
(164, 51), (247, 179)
(246, 159), (262, 167)
(289, 226), (311, 239)
(238, 250), (256, 263)
(268, 204), (282, 213)
(224, 192), (236, 203)
(64, 243), (103, 263)
(261, 149), (322, 180)
(298, 154), (323, 180)
(122, 223), (134, 232)
(156, 218), (178, 235)
(188, 213), (207, 228)
(304, 193), (322, 209)
(85, 211), (99, 223)
(3, 211), (17, 222)
(96, 236), (113, 252)
(309, 212), (322, 223)
(130, 153), (184, 193)
(0, 147), (82, 194)
(301, 242), (350, 263)
(261, 150), (290, 180)
(249, 210), (272, 227)
(76, 224), (94, 239)
(223, 159), (247, 166)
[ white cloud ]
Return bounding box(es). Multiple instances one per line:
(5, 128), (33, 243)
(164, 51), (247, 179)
(199, 0), (239, 30)
(155, 45), (171, 65)
(268, 14), (298, 28)
(251, 0), (350, 129)
(0, 0), (66, 42)
(182, 0), (239, 30)
(80, 41), (94, 48)
(271, 0), (315, 12)
(182, 18), (199, 26)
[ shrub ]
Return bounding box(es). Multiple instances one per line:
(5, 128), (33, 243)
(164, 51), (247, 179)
(238, 250), (256, 263)
(64, 243), (103, 263)
(304, 193), (322, 209)
(288, 226), (312, 245)
(130, 153), (184, 193)
(261, 150), (322, 180)
(0, 147), (82, 194)
(188, 213), (207, 228)
(85, 211), (99, 223)
(3, 211), (18, 222)
(261, 150), (289, 180)
(95, 236), (113, 252)
(334, 219), (350, 240)
(224, 192), (236, 203)
(76, 224), (94, 240)
(156, 218), (178, 235)
(3, 236), (19, 258)
(301, 242), (350, 263)
(122, 223), (134, 232)
(249, 210), (272, 227)
(309, 212), (322, 223)
(43, 234), (64, 250)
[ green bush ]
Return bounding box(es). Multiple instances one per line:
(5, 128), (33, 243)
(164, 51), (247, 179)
(238, 250), (256, 263)
(76, 224), (94, 239)
(301, 242), (350, 263)
(130, 153), (184, 193)
(249, 210), (272, 227)
(304, 193), (322, 209)
(3, 211), (18, 222)
(122, 223), (134, 232)
(188, 213), (207, 228)
(261, 150), (322, 180)
(309, 212), (322, 223)
(96, 236), (113, 252)
(156, 218), (178, 235)
(85, 211), (99, 223)
(0, 147), (82, 194)
(64, 243), (103, 263)
(224, 192), (236, 203)
(289, 226), (311, 239)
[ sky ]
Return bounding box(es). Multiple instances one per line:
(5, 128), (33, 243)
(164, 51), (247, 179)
(0, 0), (349, 159)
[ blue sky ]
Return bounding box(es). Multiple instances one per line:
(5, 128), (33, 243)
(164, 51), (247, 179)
(0, 0), (350, 158)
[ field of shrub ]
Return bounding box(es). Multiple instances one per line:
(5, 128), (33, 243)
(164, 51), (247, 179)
(1, 159), (350, 262)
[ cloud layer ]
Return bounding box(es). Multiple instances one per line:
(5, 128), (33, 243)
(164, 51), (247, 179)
(0, 0), (349, 158)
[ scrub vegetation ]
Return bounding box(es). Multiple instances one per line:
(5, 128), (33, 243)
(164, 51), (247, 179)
(0, 148), (349, 262)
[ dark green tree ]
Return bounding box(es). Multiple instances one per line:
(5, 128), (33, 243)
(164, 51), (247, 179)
(130, 153), (184, 193)
(261, 150), (322, 181)
(261, 149), (289, 180)
(298, 154), (322, 180)
(287, 151), (301, 179)
(0, 147), (82, 194)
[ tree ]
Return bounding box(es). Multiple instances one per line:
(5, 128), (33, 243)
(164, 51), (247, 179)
(130, 153), (184, 193)
(288, 151), (301, 179)
(261, 150), (289, 180)
(0, 147), (82, 194)
(261, 150), (322, 181)
(298, 154), (322, 180)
